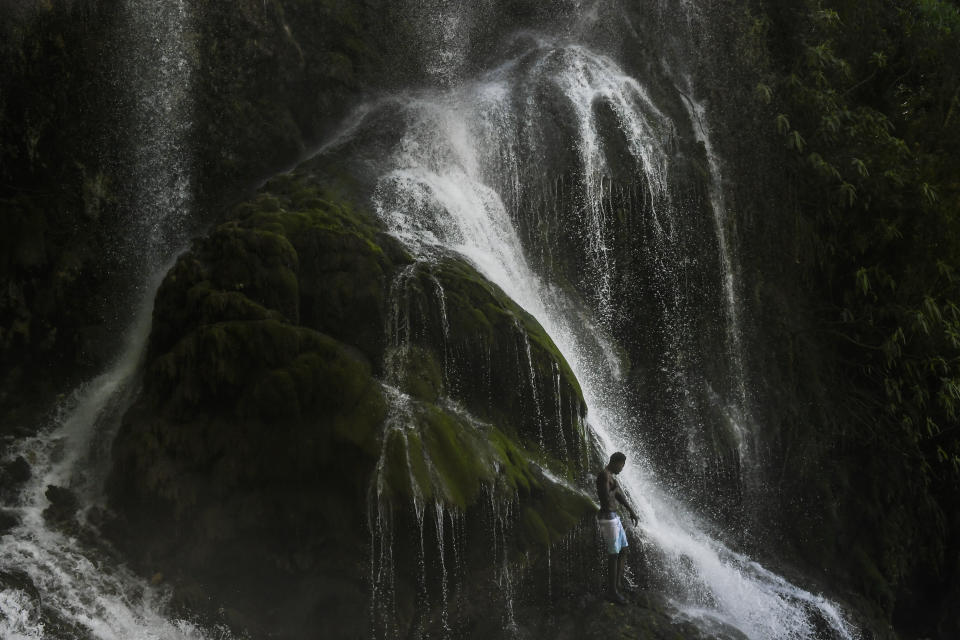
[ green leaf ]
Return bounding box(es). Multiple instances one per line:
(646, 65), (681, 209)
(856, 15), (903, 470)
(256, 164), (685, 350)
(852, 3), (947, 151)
(923, 297), (943, 323)
(856, 267), (870, 295)
(840, 182), (857, 206)
(788, 130), (806, 152)
(775, 113), (791, 134)
(921, 182), (940, 204)
(883, 169), (905, 186)
(822, 113), (841, 135)
(814, 9), (841, 27)
(755, 83), (773, 104)
(851, 157), (869, 177)
(915, 310), (930, 335)
(936, 260), (955, 281)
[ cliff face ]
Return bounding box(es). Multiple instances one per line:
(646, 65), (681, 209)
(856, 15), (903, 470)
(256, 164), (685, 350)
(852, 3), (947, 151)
(1, 2), (126, 429)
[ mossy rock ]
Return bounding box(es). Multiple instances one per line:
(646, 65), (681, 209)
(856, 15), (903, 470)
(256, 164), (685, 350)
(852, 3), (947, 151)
(150, 173), (408, 367)
(109, 166), (598, 639)
(111, 179), (405, 534)
(375, 391), (596, 550)
(381, 256), (588, 466)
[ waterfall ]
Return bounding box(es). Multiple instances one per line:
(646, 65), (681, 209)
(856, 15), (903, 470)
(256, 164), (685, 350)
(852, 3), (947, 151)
(0, 1), (224, 638)
(1, 1), (865, 638)
(350, 31), (858, 640)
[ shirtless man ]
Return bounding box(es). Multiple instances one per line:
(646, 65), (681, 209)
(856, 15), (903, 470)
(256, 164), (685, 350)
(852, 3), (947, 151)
(596, 451), (638, 604)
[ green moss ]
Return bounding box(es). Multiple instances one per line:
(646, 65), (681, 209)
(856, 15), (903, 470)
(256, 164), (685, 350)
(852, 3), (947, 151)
(248, 369), (301, 423)
(853, 546), (895, 612)
(382, 429), (415, 500)
(382, 254), (585, 459)
(189, 284), (284, 324)
(521, 507), (551, 547)
(371, 392), (595, 549)
(488, 428), (536, 493)
(389, 345), (443, 402)
(539, 483), (596, 540)
(419, 404), (490, 507)
(120, 162), (595, 618)
(1, 196), (47, 269)
(404, 431), (433, 500)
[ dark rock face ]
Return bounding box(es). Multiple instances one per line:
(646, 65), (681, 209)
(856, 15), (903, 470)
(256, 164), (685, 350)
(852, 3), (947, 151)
(0, 509), (19, 534)
(1, 455), (31, 485)
(107, 169), (597, 638)
(43, 485), (80, 526)
(0, 2), (130, 431)
(0, 455), (31, 503)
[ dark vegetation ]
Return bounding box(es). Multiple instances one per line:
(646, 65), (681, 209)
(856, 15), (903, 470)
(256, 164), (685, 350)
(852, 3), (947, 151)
(0, 2), (126, 429)
(708, 0), (960, 636)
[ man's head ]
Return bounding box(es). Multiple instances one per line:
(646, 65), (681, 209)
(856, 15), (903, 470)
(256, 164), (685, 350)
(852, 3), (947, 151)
(608, 451), (626, 473)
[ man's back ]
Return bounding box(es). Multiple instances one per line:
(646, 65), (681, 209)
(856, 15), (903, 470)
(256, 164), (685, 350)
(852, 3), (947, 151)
(596, 468), (619, 514)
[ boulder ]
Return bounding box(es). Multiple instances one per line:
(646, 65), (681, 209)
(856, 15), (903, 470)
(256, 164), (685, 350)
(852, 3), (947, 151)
(107, 169), (597, 639)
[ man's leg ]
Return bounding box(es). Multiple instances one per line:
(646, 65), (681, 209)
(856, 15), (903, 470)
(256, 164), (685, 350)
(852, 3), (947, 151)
(607, 554), (626, 604)
(607, 554), (618, 596)
(617, 549), (627, 593)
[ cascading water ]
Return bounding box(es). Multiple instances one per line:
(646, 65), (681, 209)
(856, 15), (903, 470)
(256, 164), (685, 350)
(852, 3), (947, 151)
(343, 18), (859, 640)
(0, 1), (230, 638)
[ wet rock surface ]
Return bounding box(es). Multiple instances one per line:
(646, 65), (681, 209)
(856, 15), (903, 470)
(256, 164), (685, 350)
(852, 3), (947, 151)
(1, 455), (31, 485)
(0, 509), (20, 533)
(0, 569), (41, 608)
(42, 485), (79, 525)
(553, 589), (748, 640)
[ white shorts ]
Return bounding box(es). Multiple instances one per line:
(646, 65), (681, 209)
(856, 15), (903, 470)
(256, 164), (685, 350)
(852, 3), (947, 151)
(598, 514), (628, 555)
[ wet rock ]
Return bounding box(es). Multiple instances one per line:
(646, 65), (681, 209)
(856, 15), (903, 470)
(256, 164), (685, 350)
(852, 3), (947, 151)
(1, 455), (31, 484)
(43, 484), (79, 524)
(0, 508), (20, 533)
(550, 588), (748, 640)
(0, 455), (31, 501)
(0, 569), (40, 603)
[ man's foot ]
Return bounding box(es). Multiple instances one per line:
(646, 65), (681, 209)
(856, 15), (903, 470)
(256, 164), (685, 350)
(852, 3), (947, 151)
(607, 591), (628, 605)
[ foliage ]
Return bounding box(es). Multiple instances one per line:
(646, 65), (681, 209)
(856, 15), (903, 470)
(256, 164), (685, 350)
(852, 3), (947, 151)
(747, 0), (960, 629)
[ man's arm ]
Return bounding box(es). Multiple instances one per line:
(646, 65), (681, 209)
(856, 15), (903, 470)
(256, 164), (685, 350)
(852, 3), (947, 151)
(596, 472), (611, 510)
(615, 487), (638, 525)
